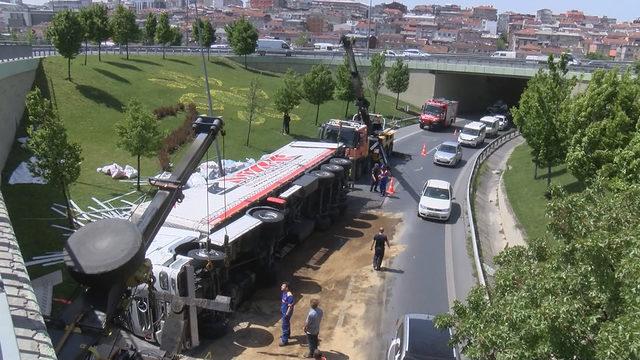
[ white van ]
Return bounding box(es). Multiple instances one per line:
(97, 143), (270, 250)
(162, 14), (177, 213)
(256, 39), (292, 56)
(479, 115), (500, 137)
(314, 43), (337, 51)
(458, 121), (486, 147)
(490, 51), (516, 59)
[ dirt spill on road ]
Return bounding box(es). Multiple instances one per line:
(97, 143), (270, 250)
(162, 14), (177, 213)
(187, 209), (406, 360)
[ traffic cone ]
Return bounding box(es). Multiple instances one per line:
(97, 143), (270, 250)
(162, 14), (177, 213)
(420, 144), (427, 157)
(387, 177), (396, 195)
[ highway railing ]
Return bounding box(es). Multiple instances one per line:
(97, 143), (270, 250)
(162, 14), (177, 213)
(1, 43), (33, 62)
(466, 129), (521, 290)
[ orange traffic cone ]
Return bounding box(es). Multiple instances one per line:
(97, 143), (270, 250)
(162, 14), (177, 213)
(420, 144), (427, 157)
(387, 177), (396, 195)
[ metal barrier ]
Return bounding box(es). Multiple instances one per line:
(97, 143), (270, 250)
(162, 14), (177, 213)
(0, 43), (33, 62)
(465, 130), (521, 289)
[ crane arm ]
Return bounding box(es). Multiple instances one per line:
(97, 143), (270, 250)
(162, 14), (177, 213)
(339, 35), (371, 132)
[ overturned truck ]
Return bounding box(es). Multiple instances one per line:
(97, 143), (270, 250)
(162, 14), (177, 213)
(56, 117), (352, 359)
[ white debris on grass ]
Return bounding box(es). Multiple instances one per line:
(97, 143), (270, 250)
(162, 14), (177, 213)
(8, 156), (47, 185)
(97, 163), (138, 179)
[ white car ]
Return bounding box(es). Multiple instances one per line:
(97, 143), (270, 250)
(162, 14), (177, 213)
(418, 179), (453, 221)
(479, 116), (500, 137)
(403, 49), (430, 58)
(494, 114), (509, 130)
(383, 50), (400, 57)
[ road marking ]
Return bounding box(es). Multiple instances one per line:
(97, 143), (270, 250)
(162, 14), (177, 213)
(414, 166), (423, 172)
(394, 128), (423, 143)
(335, 275), (354, 330)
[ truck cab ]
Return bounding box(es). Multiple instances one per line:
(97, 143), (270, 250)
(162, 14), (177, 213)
(420, 99), (459, 130)
(319, 119), (369, 177)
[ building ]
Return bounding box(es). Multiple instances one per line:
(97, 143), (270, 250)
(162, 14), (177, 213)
(472, 5), (497, 21)
(250, 0), (274, 10)
(305, 12), (330, 33)
(46, 0), (92, 11)
(433, 28), (458, 43)
(211, 0), (242, 8)
(309, 0), (368, 19)
(536, 8), (553, 24)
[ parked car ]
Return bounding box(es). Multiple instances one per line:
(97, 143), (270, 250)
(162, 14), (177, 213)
(433, 141), (462, 167)
(387, 313), (457, 360)
(403, 48), (430, 58)
(418, 179), (453, 221)
(458, 121), (486, 147)
(479, 116), (500, 137)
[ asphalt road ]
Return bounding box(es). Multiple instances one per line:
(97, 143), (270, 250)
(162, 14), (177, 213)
(368, 118), (486, 359)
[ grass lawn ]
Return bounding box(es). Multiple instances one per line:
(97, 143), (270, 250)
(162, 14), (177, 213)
(503, 143), (584, 241)
(1, 54), (418, 300)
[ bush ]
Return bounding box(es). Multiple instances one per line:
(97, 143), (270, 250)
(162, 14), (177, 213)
(153, 102), (185, 120)
(157, 103), (198, 170)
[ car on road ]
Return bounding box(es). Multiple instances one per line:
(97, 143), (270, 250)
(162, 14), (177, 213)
(403, 49), (430, 58)
(458, 121), (486, 147)
(256, 39), (292, 56)
(433, 141), (462, 167)
(479, 115), (500, 137)
(494, 114), (509, 130)
(418, 179), (453, 221)
(387, 313), (457, 360)
(383, 50), (401, 57)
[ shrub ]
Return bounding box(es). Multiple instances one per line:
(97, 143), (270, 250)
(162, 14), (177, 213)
(157, 103), (198, 170)
(153, 102), (185, 120)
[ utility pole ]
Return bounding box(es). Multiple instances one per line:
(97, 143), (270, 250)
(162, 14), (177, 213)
(366, 0), (372, 58)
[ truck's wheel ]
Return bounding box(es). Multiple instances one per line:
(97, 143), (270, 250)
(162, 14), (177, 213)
(419, 123), (425, 129)
(247, 207), (284, 224)
(310, 170), (335, 186)
(329, 157), (352, 171)
(321, 164), (344, 179)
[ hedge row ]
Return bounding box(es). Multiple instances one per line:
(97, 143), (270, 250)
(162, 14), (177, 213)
(157, 103), (198, 170)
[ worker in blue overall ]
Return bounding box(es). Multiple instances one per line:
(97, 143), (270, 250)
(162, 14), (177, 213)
(280, 281), (295, 346)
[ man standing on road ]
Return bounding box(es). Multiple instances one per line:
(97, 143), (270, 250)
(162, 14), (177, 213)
(378, 166), (390, 197)
(371, 227), (390, 270)
(280, 282), (294, 346)
(370, 163), (381, 192)
(303, 299), (323, 357)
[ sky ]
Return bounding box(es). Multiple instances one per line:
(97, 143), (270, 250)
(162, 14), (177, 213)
(19, 0), (640, 21)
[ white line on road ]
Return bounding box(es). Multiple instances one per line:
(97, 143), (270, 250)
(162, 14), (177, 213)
(394, 128), (423, 143)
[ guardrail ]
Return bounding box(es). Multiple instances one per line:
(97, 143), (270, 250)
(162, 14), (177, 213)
(465, 129), (521, 290)
(1, 43), (33, 62)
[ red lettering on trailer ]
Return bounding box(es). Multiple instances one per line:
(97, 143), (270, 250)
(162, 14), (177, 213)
(225, 154), (298, 184)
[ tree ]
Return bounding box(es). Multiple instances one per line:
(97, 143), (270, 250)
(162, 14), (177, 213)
(585, 51), (610, 60)
(496, 33), (508, 50)
(385, 58), (410, 110)
(293, 32), (310, 48)
(170, 27), (182, 46)
(244, 78), (262, 146)
(115, 99), (163, 191)
(368, 52), (386, 113)
(26, 96), (82, 228)
(47, 10), (83, 80)
(512, 54), (576, 187)
(144, 12), (157, 45)
(565, 68), (640, 183)
(274, 69), (302, 133)
(26, 28), (36, 44)
(155, 12), (173, 59)
(334, 57), (356, 118)
(302, 64), (335, 125)
(110, 4), (139, 60)
(89, 3), (110, 62)
(225, 17), (258, 69)
(78, 7), (94, 66)
(193, 18), (215, 60)
(436, 181), (640, 359)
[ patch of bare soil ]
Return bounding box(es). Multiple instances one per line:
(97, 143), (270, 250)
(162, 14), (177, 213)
(185, 208), (406, 360)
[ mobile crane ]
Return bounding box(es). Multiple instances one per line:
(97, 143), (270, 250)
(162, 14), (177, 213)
(318, 36), (395, 180)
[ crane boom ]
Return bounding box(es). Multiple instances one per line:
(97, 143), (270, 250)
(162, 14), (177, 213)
(340, 35), (371, 134)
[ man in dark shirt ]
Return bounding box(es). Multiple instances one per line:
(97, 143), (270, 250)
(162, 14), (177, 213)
(282, 113), (291, 135)
(370, 163), (381, 192)
(370, 227), (390, 270)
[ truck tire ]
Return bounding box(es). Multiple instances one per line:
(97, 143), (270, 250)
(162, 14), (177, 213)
(310, 170), (335, 186)
(329, 157), (352, 171)
(419, 123), (425, 129)
(320, 164), (344, 179)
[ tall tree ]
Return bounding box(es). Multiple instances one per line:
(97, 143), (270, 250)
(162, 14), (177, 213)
(436, 181), (640, 359)
(385, 58), (410, 110)
(565, 68), (640, 183)
(244, 78), (262, 146)
(110, 4), (139, 60)
(302, 64), (335, 125)
(89, 3), (110, 62)
(115, 99), (163, 191)
(156, 12), (173, 59)
(78, 7), (94, 66)
(274, 69), (302, 133)
(334, 57), (356, 118)
(368, 52), (386, 113)
(512, 54), (576, 187)
(26, 97), (82, 228)
(225, 17), (258, 69)
(193, 18), (215, 60)
(144, 12), (157, 45)
(47, 10), (83, 80)
(170, 27), (182, 46)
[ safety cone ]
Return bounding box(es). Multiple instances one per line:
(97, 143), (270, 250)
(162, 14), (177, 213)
(420, 144), (427, 157)
(387, 177), (396, 195)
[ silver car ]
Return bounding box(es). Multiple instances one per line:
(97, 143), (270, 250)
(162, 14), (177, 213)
(433, 141), (462, 167)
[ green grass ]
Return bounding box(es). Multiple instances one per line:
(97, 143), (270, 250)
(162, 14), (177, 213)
(0, 54), (417, 301)
(503, 143), (584, 241)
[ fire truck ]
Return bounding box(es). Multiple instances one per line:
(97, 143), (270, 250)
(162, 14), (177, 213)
(419, 98), (459, 130)
(318, 36), (395, 180)
(56, 117), (353, 359)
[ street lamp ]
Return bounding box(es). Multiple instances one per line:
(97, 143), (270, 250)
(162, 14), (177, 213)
(366, 0), (372, 58)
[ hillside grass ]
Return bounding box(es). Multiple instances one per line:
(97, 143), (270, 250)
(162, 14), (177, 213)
(1, 54), (417, 298)
(503, 143), (584, 241)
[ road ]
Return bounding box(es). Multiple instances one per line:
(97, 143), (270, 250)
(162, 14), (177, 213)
(370, 118), (484, 358)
